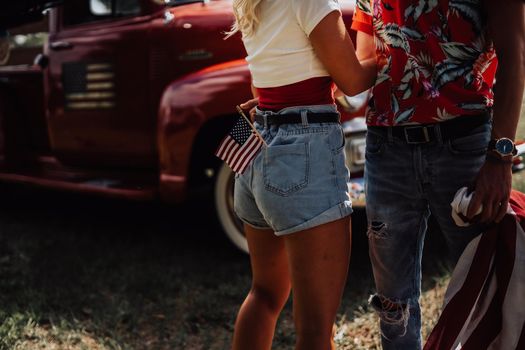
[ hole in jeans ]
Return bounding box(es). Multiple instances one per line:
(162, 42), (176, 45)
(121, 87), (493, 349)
(369, 294), (411, 340)
(367, 221), (388, 239)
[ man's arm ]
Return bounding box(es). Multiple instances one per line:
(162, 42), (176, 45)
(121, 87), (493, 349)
(467, 0), (525, 223)
(356, 31), (376, 62)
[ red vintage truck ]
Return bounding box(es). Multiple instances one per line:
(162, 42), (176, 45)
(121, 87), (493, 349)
(0, 0), (371, 253)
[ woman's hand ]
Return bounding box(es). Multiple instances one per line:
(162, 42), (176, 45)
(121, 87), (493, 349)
(240, 97), (259, 121)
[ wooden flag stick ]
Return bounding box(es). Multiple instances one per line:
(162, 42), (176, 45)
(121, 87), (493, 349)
(236, 105), (268, 146)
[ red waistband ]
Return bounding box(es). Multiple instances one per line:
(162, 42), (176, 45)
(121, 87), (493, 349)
(257, 77), (335, 111)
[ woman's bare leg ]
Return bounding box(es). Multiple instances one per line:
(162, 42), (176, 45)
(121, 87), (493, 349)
(232, 225), (292, 350)
(285, 216), (352, 350)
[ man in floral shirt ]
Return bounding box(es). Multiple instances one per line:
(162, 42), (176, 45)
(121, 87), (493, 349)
(352, 0), (524, 348)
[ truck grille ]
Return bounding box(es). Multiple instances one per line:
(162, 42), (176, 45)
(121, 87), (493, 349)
(62, 62), (116, 110)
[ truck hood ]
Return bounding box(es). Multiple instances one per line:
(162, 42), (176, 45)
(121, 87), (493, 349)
(147, 0), (244, 78)
(150, 0), (356, 86)
(164, 0), (236, 27)
(162, 0), (356, 30)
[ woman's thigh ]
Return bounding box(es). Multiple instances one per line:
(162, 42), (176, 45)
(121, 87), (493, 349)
(284, 216), (352, 327)
(245, 225), (291, 301)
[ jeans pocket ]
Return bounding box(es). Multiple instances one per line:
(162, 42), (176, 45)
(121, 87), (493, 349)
(264, 142), (309, 196)
(447, 131), (490, 155)
(365, 131), (385, 155)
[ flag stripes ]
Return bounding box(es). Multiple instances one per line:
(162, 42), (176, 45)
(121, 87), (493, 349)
(424, 190), (525, 350)
(62, 61), (116, 110)
(215, 116), (263, 174)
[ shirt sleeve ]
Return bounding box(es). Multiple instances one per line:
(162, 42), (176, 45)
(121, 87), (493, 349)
(292, 0), (341, 37)
(351, 0), (373, 36)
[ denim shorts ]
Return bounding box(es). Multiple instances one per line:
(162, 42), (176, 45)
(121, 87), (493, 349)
(234, 104), (353, 236)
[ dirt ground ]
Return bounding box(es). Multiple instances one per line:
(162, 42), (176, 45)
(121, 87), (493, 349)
(0, 97), (522, 350)
(0, 182), (452, 350)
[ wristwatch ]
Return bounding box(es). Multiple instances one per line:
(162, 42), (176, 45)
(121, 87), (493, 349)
(488, 137), (517, 158)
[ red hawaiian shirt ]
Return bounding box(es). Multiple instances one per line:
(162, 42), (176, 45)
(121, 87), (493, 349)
(351, 0), (498, 126)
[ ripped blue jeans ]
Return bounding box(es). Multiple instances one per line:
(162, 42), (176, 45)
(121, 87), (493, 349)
(364, 121), (490, 349)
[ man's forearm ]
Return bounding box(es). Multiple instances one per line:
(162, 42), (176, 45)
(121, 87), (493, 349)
(491, 56), (524, 141)
(355, 31), (377, 95)
(486, 0), (525, 141)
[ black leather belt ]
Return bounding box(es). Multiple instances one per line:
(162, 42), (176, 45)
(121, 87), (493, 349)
(255, 112), (340, 126)
(368, 113), (491, 144)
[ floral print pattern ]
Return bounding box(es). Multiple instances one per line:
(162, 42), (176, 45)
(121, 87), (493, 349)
(352, 0), (497, 126)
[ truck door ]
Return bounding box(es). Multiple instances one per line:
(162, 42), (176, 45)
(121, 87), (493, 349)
(46, 0), (156, 168)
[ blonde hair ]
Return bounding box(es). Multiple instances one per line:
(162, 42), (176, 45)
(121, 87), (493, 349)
(225, 0), (263, 38)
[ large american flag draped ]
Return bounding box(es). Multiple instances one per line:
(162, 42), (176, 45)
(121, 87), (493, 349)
(424, 189), (525, 350)
(215, 115), (264, 174)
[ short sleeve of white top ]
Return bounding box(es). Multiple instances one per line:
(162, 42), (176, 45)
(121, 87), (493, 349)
(241, 0), (341, 88)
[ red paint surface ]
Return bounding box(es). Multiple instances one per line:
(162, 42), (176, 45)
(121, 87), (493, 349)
(0, 0), (362, 201)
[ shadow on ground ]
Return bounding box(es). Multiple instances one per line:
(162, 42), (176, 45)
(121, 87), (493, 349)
(0, 184), (449, 349)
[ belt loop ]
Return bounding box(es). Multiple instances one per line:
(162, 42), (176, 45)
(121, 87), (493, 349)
(387, 127), (394, 143)
(263, 114), (268, 129)
(301, 110), (309, 127)
(434, 123), (443, 144)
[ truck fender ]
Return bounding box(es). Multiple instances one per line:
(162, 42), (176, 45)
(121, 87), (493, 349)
(157, 59), (252, 202)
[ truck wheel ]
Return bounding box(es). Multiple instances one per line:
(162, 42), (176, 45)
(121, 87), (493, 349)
(0, 35), (10, 66)
(214, 163), (249, 254)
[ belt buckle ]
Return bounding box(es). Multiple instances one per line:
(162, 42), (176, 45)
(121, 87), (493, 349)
(404, 126), (431, 144)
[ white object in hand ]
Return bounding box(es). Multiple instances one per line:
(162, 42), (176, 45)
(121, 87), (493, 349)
(450, 187), (482, 227)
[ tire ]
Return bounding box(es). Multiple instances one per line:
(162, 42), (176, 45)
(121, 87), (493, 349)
(214, 163), (249, 254)
(0, 36), (10, 66)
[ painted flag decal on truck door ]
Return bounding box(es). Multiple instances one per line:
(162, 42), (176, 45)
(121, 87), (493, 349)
(62, 62), (116, 110)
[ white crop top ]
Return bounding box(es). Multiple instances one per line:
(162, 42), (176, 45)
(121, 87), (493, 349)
(241, 0), (341, 88)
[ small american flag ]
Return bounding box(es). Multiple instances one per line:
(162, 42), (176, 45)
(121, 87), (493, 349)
(215, 110), (264, 174)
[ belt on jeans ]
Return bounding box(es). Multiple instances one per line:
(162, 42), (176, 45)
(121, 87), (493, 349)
(254, 112), (340, 126)
(368, 113), (491, 144)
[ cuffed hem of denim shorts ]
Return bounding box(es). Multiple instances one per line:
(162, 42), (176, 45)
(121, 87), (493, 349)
(236, 215), (272, 231)
(274, 200), (353, 236)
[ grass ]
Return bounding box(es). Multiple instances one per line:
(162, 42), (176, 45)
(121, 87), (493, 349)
(335, 95), (525, 349)
(0, 194), (452, 350)
(0, 96), (524, 349)
(0, 191), (252, 350)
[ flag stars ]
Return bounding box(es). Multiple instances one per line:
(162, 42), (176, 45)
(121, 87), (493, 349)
(215, 115), (263, 174)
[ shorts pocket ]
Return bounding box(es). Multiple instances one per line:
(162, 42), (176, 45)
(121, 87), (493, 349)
(327, 125), (346, 154)
(447, 131), (490, 155)
(264, 142), (309, 196)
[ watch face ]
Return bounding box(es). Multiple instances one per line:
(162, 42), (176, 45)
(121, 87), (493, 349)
(496, 138), (515, 155)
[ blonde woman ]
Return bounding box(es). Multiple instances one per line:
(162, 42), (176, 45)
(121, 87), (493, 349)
(227, 0), (376, 348)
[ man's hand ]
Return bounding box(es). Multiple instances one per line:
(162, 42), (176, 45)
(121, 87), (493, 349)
(467, 159), (513, 223)
(468, 0), (525, 224)
(240, 97), (259, 121)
